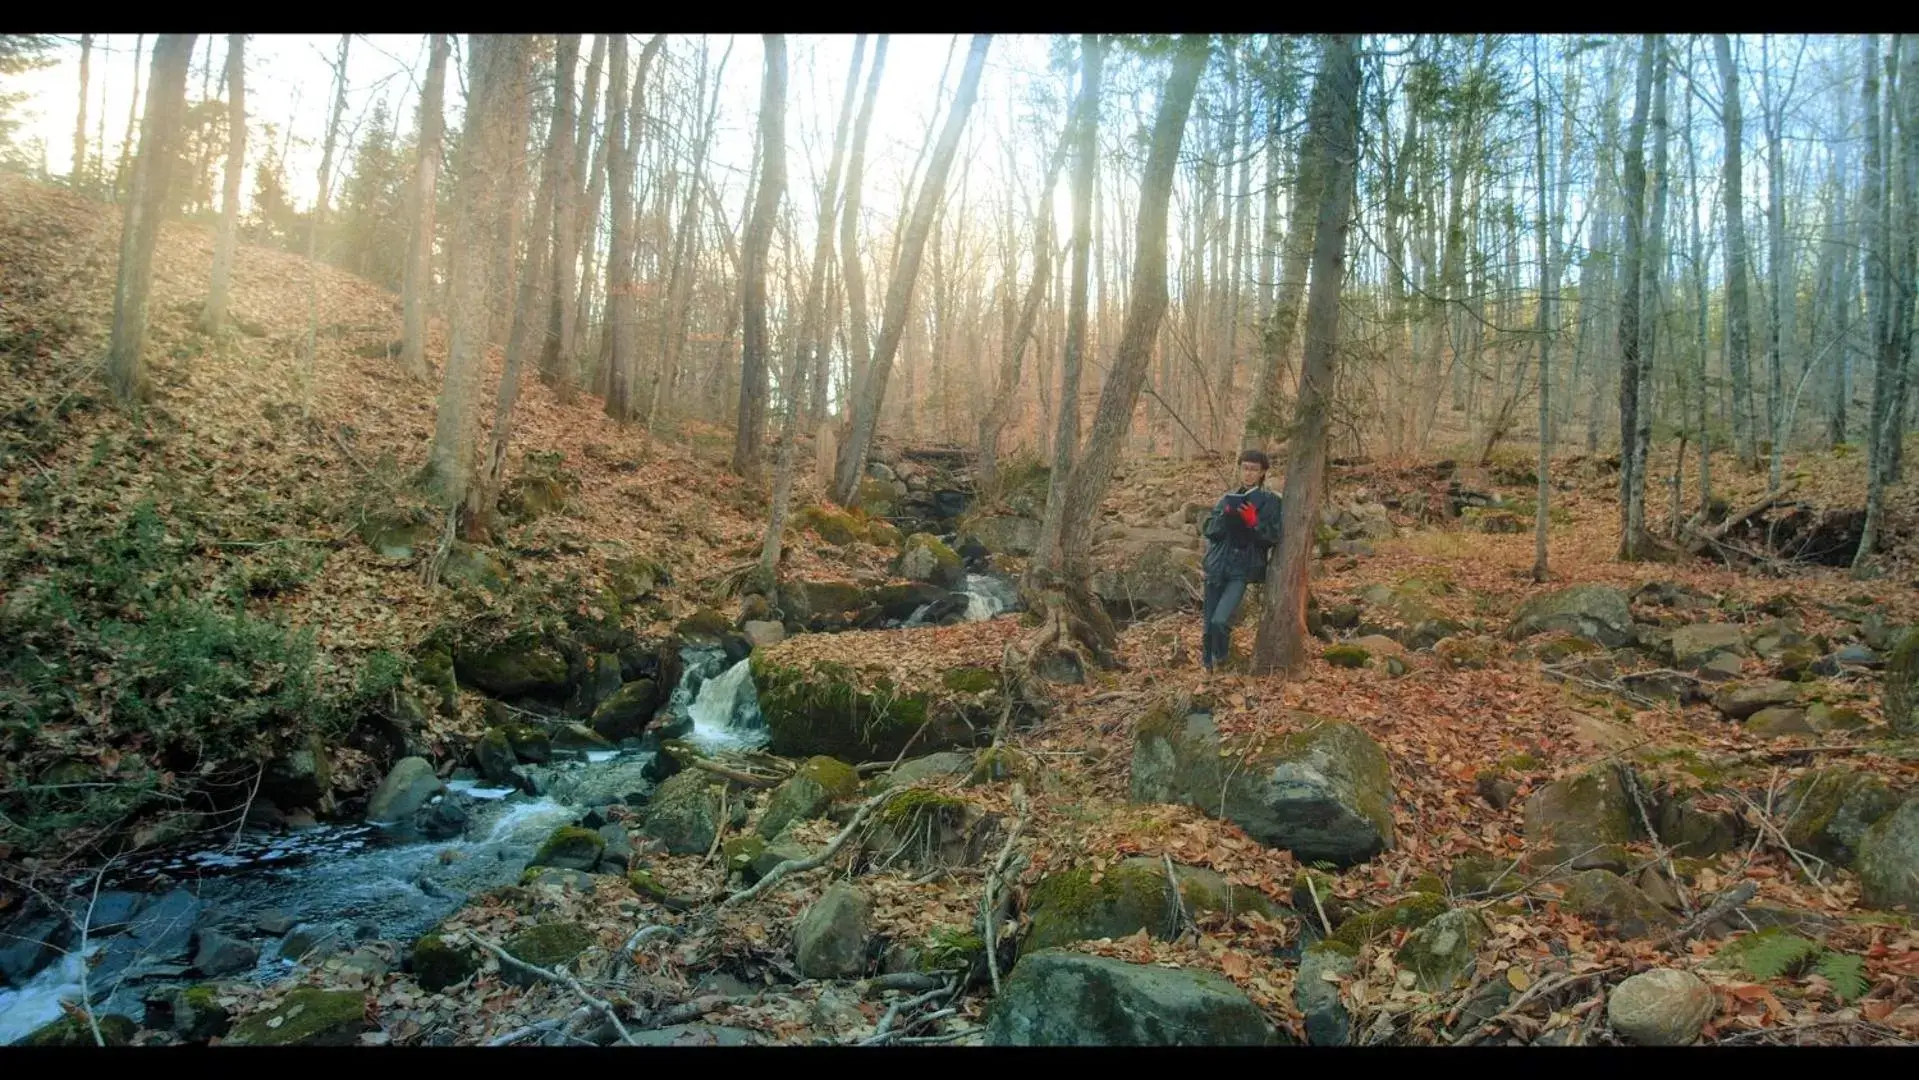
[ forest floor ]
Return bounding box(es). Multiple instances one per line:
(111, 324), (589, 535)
(3, 173), (1918, 1046)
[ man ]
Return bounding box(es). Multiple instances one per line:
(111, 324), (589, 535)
(1200, 449), (1282, 672)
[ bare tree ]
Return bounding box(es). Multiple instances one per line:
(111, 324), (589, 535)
(302, 34), (352, 407)
(105, 34), (195, 404)
(1615, 35), (1655, 561)
(1027, 35), (1208, 670)
(537, 35), (581, 395)
(198, 35), (244, 335)
(400, 34), (451, 382)
(1531, 38), (1555, 583)
(1714, 35), (1758, 470)
(1250, 33), (1361, 676)
(114, 33), (143, 202)
(71, 34), (90, 190)
(836, 35), (889, 429)
(833, 36), (991, 506)
(732, 35), (788, 477)
(603, 35), (666, 422)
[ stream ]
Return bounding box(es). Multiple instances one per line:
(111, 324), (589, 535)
(0, 571), (1019, 1045)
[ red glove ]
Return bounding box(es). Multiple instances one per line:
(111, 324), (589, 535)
(1236, 501), (1258, 528)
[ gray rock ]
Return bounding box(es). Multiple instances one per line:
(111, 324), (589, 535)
(757, 774), (831, 841)
(1745, 706), (1814, 736)
(1524, 764), (1637, 871)
(625, 1024), (762, 1046)
(1835, 644), (1882, 668)
(1608, 969), (1715, 1046)
(255, 910), (295, 936)
(1562, 870), (1676, 938)
(193, 929), (260, 977)
(1132, 706), (1395, 867)
(279, 922), (350, 964)
(413, 796), (469, 840)
(1712, 679), (1800, 720)
(1884, 628), (1919, 736)
(547, 757), (655, 808)
(1669, 623), (1750, 668)
(1697, 652), (1747, 682)
(1857, 796), (1919, 911)
(793, 884), (871, 980)
(1296, 942), (1356, 1045)
(640, 771), (721, 855)
(90, 888), (205, 989)
(1396, 908), (1486, 991)
(0, 908), (71, 987)
(1507, 585), (1634, 647)
(963, 515), (1041, 557)
(1778, 769), (1901, 870)
(876, 751), (974, 791)
(591, 678), (660, 742)
(988, 951), (1283, 1046)
(742, 620), (786, 648)
(366, 756), (444, 823)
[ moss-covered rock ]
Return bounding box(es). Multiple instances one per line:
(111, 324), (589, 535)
(1746, 706), (1815, 736)
(533, 825), (606, 871)
(454, 634), (570, 699)
(1856, 796), (1919, 911)
(626, 869), (669, 902)
(1022, 858), (1279, 955)
(149, 984), (231, 1041)
(962, 514), (1042, 557)
(1530, 634), (1605, 664)
(605, 553), (666, 605)
(1507, 584), (1634, 647)
(25, 1013), (137, 1046)
(1323, 644), (1371, 669)
(794, 505), (868, 546)
(863, 787), (980, 869)
(1882, 628), (1919, 736)
(550, 723), (613, 752)
(1354, 584), (1465, 650)
(898, 533), (964, 588)
(639, 770), (720, 855)
(501, 923), (596, 988)
(757, 773), (829, 840)
(1777, 769), (1901, 870)
(592, 678), (660, 741)
(793, 883), (871, 979)
(988, 950), (1282, 1046)
(1712, 679), (1801, 720)
(1523, 763), (1638, 870)
(473, 728), (517, 786)
(871, 582), (952, 621)
(1652, 794), (1747, 858)
(1806, 703), (1872, 733)
(409, 932), (479, 992)
(753, 649), (981, 762)
(1131, 702), (1396, 867)
(1396, 908), (1487, 992)
(1328, 893), (1449, 949)
(967, 745), (1039, 787)
(855, 478), (899, 517)
(1561, 870), (1676, 938)
(1669, 623), (1751, 668)
(223, 989), (370, 1046)
(1449, 855), (1526, 898)
(875, 751), (974, 791)
(782, 580), (871, 628)
(720, 835), (767, 878)
(942, 666), (1000, 695)
(1434, 634), (1500, 670)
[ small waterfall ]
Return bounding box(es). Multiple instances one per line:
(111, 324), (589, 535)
(684, 658), (766, 753)
(961, 573), (1017, 620)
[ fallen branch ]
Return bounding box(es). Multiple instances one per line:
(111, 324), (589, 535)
(722, 789), (902, 907)
(1657, 880), (1759, 951)
(1728, 787), (1841, 904)
(1685, 478), (1799, 555)
(857, 979), (957, 1045)
(1538, 662), (1662, 710)
(1163, 852), (1196, 942)
(982, 786), (1029, 995)
(1450, 964), (1620, 1047)
(461, 931), (635, 1046)
(1623, 768), (1695, 918)
(1303, 869), (1333, 937)
(703, 786), (730, 866)
(866, 972), (947, 995)
(640, 995), (733, 1030)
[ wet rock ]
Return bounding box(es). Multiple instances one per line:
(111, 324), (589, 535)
(453, 634), (570, 700)
(23, 1013), (137, 1046)
(988, 951), (1282, 1046)
(193, 929), (259, 977)
(1507, 585), (1634, 648)
(473, 728), (517, 786)
(408, 932), (478, 992)
(1608, 969), (1715, 1046)
(532, 825), (605, 872)
(1131, 703), (1395, 867)
(91, 888), (205, 987)
(365, 757), (443, 823)
(591, 678), (660, 742)
(1711, 679), (1800, 720)
(223, 988), (371, 1046)
(0, 905), (71, 988)
(144, 984), (231, 1041)
(551, 723), (613, 753)
(793, 884), (871, 980)
(897, 533), (964, 589)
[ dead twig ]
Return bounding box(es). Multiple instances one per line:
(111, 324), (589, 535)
(1623, 768), (1694, 918)
(1450, 965), (1620, 1047)
(723, 789), (903, 907)
(1163, 852), (1196, 942)
(1657, 880), (1759, 951)
(857, 978), (958, 1045)
(983, 785), (1029, 995)
(1727, 786), (1841, 903)
(703, 786), (730, 867)
(1303, 869), (1334, 937)
(461, 931), (635, 1046)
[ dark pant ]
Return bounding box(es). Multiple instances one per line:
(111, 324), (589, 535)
(1202, 575), (1248, 669)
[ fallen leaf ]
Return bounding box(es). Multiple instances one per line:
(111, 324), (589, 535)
(1507, 966), (1531, 992)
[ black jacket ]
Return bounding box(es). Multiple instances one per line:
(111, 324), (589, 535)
(1203, 485), (1283, 581)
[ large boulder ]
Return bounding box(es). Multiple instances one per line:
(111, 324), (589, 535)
(897, 533), (964, 589)
(1561, 870), (1676, 938)
(1523, 764), (1637, 871)
(987, 951), (1283, 1046)
(531, 825), (605, 871)
(962, 515), (1041, 557)
(365, 757), (443, 824)
(1777, 769), (1903, 870)
(1354, 583), (1464, 650)
(1883, 628), (1919, 736)
(752, 636), (998, 762)
(781, 580), (871, 629)
(1856, 796), (1919, 911)
(453, 634), (571, 700)
(1608, 969), (1715, 1047)
(591, 678), (660, 741)
(874, 751), (975, 791)
(1132, 701), (1396, 867)
(793, 884), (871, 979)
(757, 756), (860, 839)
(223, 989), (371, 1046)
(639, 771), (721, 855)
(1507, 585), (1634, 648)
(1021, 858), (1278, 954)
(1092, 538), (1203, 619)
(1711, 679), (1801, 720)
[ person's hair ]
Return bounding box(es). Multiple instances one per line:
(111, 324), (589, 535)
(1238, 449), (1269, 470)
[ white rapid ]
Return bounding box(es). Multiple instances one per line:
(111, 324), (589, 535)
(684, 658), (766, 753)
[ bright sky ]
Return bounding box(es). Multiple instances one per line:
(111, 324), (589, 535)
(9, 34), (1065, 236)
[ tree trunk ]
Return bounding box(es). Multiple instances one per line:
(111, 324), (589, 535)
(1531, 39), (1554, 584)
(1683, 54), (1713, 518)
(1629, 37), (1669, 550)
(1250, 33), (1361, 676)
(400, 34), (451, 382)
(566, 34), (609, 395)
(105, 34), (195, 405)
(1762, 46), (1794, 492)
(1714, 35), (1758, 470)
(72, 34), (91, 190)
(1031, 35), (1105, 585)
(537, 35), (581, 396)
(731, 35), (789, 477)
(1856, 36), (1892, 572)
(761, 36), (866, 584)
(198, 35), (244, 335)
(302, 34), (351, 407)
(1243, 73), (1326, 448)
(1615, 36), (1655, 561)
(1035, 35), (1207, 670)
(115, 33), (143, 202)
(1859, 36), (1919, 571)
(604, 35), (666, 422)
(465, 38), (559, 542)
(833, 35), (992, 507)
(424, 36), (522, 508)
(835, 37), (889, 432)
